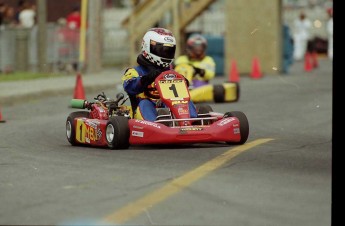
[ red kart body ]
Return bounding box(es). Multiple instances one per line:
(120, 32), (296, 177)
(66, 70), (249, 149)
(128, 116), (241, 145)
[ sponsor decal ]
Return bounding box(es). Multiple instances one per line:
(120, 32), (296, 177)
(76, 119), (99, 143)
(133, 125), (144, 129)
(164, 36), (174, 42)
(164, 73), (176, 79)
(96, 129), (102, 139)
(159, 79), (183, 84)
(172, 100), (188, 105)
(178, 107), (189, 115)
(132, 131), (144, 137)
(135, 120), (161, 129)
(217, 118), (235, 126)
(233, 128), (240, 134)
(86, 120), (98, 129)
(180, 127), (203, 131)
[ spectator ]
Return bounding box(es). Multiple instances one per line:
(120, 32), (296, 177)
(18, 1), (35, 28)
(14, 0), (25, 25)
(282, 23), (294, 74)
(326, 8), (333, 60)
(0, 2), (15, 27)
(66, 5), (81, 30)
(0, 2), (4, 26)
(292, 11), (312, 61)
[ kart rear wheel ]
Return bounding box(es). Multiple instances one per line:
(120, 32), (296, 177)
(224, 111), (249, 144)
(106, 116), (130, 149)
(66, 111), (90, 146)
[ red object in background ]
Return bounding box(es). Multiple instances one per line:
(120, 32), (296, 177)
(0, 106), (6, 123)
(66, 12), (81, 30)
(304, 52), (313, 72)
(74, 73), (86, 99)
(229, 60), (239, 82)
(311, 52), (319, 68)
(250, 57), (263, 79)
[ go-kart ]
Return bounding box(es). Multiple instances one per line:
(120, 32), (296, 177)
(66, 70), (249, 150)
(174, 63), (239, 103)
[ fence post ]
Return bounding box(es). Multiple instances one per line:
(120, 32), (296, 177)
(15, 28), (29, 71)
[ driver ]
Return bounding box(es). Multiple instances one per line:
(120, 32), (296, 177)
(174, 34), (216, 88)
(122, 27), (198, 122)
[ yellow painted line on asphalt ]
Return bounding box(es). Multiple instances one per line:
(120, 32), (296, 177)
(103, 138), (274, 224)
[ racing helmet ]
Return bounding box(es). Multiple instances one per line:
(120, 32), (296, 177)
(141, 28), (176, 68)
(186, 34), (207, 60)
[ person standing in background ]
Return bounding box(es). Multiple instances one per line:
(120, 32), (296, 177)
(66, 5), (81, 30)
(0, 2), (4, 26)
(65, 5), (81, 72)
(282, 23), (294, 74)
(326, 8), (333, 60)
(18, 1), (35, 28)
(292, 11), (312, 61)
(0, 2), (15, 27)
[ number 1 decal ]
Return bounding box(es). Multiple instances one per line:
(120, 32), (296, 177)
(169, 84), (178, 97)
(159, 80), (189, 99)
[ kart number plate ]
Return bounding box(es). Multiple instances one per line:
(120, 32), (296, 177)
(159, 79), (189, 99)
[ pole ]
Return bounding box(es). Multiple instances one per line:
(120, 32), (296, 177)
(37, 0), (47, 73)
(78, 0), (88, 72)
(87, 0), (102, 73)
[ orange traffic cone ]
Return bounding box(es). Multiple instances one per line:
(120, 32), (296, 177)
(304, 52), (313, 72)
(0, 106), (6, 123)
(250, 57), (262, 79)
(311, 51), (318, 68)
(228, 60), (239, 82)
(73, 73), (86, 99)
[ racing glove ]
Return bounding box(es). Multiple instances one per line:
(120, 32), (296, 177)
(193, 66), (206, 77)
(140, 69), (161, 87)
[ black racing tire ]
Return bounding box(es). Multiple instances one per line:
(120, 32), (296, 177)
(195, 104), (213, 114)
(213, 84), (225, 103)
(195, 104), (213, 125)
(106, 116), (130, 150)
(234, 82), (240, 102)
(224, 111), (249, 144)
(66, 111), (90, 146)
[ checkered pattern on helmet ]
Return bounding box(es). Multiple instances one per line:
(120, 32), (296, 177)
(145, 54), (171, 68)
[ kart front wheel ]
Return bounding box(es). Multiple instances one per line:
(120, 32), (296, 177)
(66, 111), (90, 146)
(224, 111), (249, 144)
(106, 116), (130, 149)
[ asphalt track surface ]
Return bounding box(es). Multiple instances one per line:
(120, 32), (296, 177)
(0, 59), (332, 225)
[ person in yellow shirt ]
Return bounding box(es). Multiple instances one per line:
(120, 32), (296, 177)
(174, 34), (216, 88)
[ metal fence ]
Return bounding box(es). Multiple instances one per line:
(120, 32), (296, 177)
(0, 24), (81, 73)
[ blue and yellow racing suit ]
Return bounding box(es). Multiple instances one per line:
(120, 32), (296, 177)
(122, 65), (198, 122)
(174, 55), (216, 88)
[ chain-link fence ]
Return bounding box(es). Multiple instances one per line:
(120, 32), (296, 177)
(0, 24), (82, 73)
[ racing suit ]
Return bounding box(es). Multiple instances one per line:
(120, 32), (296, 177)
(122, 55), (198, 122)
(174, 55), (216, 88)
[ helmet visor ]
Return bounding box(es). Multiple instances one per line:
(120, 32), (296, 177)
(150, 41), (176, 60)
